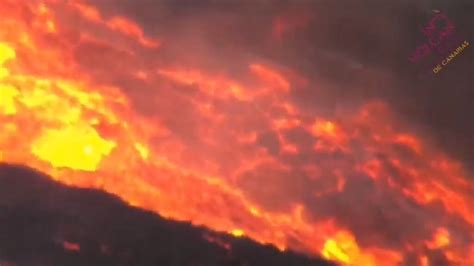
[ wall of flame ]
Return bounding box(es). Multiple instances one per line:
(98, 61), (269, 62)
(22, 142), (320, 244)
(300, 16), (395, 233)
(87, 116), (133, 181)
(0, 1), (473, 265)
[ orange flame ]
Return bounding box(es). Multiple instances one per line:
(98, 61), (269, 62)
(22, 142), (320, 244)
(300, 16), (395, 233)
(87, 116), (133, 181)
(0, 2), (473, 266)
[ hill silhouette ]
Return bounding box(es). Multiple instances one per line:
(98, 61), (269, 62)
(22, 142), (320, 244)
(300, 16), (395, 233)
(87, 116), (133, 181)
(0, 163), (335, 266)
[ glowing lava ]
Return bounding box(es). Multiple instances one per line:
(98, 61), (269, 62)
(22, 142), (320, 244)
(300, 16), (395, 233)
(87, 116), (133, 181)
(0, 1), (473, 266)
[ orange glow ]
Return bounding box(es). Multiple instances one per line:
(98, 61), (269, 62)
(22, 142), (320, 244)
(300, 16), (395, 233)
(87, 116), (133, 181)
(69, 0), (159, 48)
(70, 2), (102, 23)
(106, 17), (160, 48)
(311, 119), (349, 152)
(0, 2), (473, 266)
(158, 68), (253, 101)
(312, 120), (337, 137)
(394, 134), (422, 154)
(250, 64), (290, 92)
(33, 3), (57, 33)
(420, 255), (429, 266)
(427, 227), (450, 249)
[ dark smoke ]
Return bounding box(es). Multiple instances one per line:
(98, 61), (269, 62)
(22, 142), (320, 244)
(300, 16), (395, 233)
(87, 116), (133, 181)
(79, 0), (473, 173)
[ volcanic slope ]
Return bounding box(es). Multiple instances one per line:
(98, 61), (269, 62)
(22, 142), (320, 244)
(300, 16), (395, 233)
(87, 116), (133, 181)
(0, 163), (335, 266)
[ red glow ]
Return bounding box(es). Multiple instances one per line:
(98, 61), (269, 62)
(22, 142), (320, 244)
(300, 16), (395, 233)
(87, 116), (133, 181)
(62, 241), (80, 252)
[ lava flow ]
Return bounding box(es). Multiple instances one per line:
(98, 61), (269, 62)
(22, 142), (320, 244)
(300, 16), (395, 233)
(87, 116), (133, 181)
(0, 1), (473, 266)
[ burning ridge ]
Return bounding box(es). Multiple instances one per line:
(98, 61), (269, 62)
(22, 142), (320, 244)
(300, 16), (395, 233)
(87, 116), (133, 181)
(0, 163), (334, 266)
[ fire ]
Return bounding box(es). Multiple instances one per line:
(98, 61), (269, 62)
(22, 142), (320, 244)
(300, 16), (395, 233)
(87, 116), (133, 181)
(231, 229), (245, 237)
(0, 1), (473, 266)
(321, 231), (378, 266)
(31, 125), (116, 171)
(69, 1), (159, 48)
(427, 227), (450, 249)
